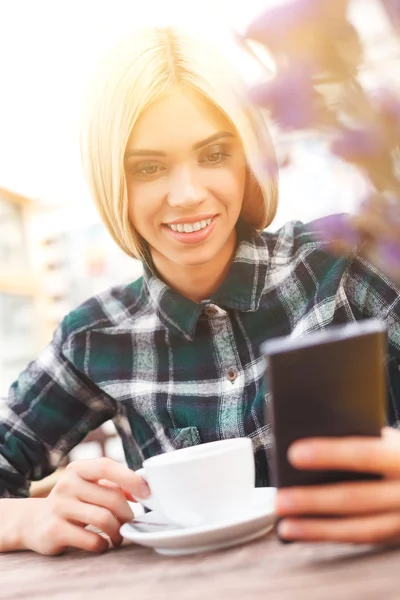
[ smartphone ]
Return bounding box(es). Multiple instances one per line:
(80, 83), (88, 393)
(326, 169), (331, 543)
(261, 319), (387, 489)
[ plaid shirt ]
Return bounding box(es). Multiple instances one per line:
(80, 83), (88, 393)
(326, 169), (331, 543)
(1, 219), (400, 498)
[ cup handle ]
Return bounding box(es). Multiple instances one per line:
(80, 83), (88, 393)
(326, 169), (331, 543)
(134, 468), (157, 512)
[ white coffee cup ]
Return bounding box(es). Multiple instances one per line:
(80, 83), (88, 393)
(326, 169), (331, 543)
(134, 438), (255, 528)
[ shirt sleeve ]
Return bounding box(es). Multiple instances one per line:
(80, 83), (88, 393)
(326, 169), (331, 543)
(344, 254), (400, 351)
(344, 253), (400, 425)
(0, 318), (117, 498)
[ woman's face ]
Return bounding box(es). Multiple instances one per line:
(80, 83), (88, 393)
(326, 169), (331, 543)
(124, 86), (247, 272)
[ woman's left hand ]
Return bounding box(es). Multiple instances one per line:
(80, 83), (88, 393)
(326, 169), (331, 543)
(276, 427), (400, 544)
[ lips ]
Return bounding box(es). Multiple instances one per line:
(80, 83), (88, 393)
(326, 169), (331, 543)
(164, 214), (216, 226)
(163, 215), (218, 245)
(168, 218), (212, 233)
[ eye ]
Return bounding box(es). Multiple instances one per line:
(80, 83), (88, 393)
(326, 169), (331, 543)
(204, 152), (224, 163)
(200, 145), (232, 166)
(132, 162), (166, 178)
(140, 165), (160, 175)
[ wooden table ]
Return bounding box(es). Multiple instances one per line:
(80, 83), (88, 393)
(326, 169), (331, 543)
(1, 532), (400, 600)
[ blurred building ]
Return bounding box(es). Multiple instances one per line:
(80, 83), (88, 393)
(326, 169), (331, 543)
(0, 189), (142, 397)
(0, 188), (143, 465)
(0, 189), (42, 397)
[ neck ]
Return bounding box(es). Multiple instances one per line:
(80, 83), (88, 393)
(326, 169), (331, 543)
(150, 231), (237, 303)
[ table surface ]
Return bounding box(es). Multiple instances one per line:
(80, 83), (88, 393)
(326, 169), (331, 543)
(2, 531), (400, 600)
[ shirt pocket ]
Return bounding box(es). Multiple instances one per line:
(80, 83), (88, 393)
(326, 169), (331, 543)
(168, 426), (201, 450)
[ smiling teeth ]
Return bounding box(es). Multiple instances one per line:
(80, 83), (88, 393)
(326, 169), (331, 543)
(168, 219), (212, 233)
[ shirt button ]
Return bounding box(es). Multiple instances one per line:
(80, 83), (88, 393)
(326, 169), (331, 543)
(227, 368), (238, 382)
(204, 306), (218, 317)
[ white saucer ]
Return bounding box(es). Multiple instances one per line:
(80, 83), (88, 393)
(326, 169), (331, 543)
(120, 487), (277, 556)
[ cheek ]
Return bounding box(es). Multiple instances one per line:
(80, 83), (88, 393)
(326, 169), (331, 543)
(224, 156), (247, 194)
(126, 180), (164, 230)
(210, 165), (246, 200)
(225, 170), (246, 209)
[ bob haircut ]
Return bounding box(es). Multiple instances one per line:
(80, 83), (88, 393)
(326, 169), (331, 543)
(80, 25), (278, 260)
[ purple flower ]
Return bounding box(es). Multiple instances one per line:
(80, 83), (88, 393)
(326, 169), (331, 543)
(373, 89), (400, 135)
(246, 0), (349, 49)
(331, 127), (387, 164)
(249, 65), (317, 130)
(386, 202), (400, 226)
(307, 214), (361, 247)
(245, 1), (357, 82)
(380, 0), (400, 29)
(246, 0), (326, 47)
(379, 239), (400, 267)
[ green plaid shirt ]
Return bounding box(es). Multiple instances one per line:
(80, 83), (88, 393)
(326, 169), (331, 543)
(1, 219), (400, 498)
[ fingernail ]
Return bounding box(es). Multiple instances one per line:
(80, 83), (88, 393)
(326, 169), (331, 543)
(139, 481), (151, 499)
(277, 520), (301, 540)
(124, 491), (136, 502)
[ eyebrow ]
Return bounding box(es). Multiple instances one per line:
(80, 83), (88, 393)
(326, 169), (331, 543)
(124, 131), (236, 159)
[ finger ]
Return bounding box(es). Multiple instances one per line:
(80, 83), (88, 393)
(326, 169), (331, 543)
(288, 435), (400, 476)
(51, 472), (135, 525)
(276, 480), (400, 517)
(277, 513), (400, 544)
(53, 521), (110, 554)
(98, 479), (136, 502)
(63, 500), (123, 547)
(65, 458), (150, 498)
(52, 473), (134, 524)
(76, 479), (134, 523)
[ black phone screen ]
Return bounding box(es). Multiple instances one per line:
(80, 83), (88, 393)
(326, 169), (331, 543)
(261, 319), (387, 489)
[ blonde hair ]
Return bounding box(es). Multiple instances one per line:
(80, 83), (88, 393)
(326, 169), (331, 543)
(80, 26), (278, 259)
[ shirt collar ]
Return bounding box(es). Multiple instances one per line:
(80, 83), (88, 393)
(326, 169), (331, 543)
(142, 221), (270, 341)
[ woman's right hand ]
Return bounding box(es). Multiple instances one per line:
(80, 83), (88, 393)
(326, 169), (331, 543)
(18, 457), (150, 555)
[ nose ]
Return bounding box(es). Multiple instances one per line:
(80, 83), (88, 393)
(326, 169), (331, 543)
(167, 165), (207, 208)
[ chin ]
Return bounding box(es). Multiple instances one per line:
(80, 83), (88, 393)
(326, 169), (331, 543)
(170, 247), (220, 268)
(175, 256), (216, 268)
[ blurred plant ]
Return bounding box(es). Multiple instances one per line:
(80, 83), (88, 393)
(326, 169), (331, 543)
(238, 0), (400, 282)
(380, 0), (400, 31)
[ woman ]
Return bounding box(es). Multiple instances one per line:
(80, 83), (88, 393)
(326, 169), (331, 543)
(1, 26), (400, 555)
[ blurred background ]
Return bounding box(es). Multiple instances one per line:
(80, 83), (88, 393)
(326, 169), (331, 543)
(0, 0), (398, 467)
